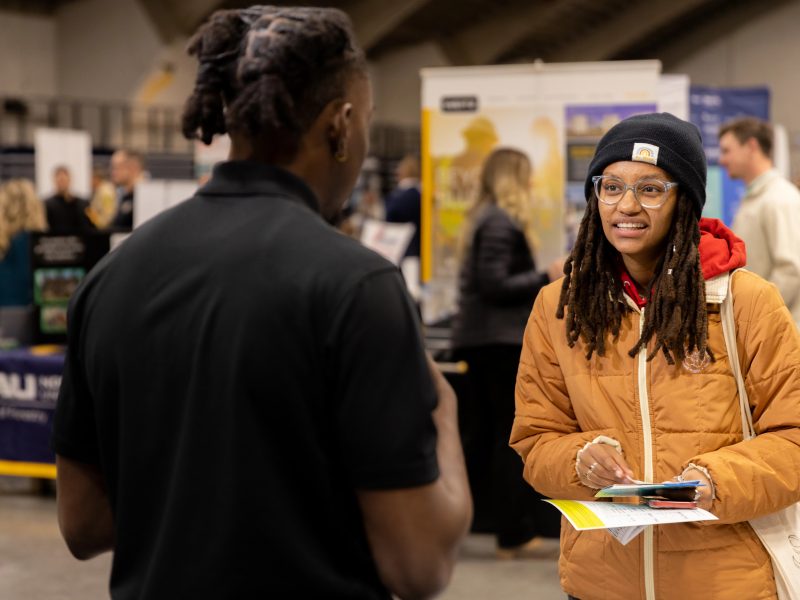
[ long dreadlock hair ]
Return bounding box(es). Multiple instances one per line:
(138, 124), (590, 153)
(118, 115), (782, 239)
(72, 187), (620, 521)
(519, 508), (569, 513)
(556, 192), (711, 365)
(181, 6), (367, 158)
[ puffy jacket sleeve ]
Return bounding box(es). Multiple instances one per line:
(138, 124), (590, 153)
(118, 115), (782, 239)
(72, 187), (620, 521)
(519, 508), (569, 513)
(510, 287), (604, 501)
(688, 271), (800, 524)
(473, 213), (549, 304)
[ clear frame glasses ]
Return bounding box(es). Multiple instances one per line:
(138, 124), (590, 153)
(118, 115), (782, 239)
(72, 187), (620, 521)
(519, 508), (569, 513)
(592, 175), (678, 209)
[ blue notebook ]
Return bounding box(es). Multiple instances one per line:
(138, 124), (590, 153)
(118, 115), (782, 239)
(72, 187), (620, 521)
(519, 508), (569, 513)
(595, 480), (704, 501)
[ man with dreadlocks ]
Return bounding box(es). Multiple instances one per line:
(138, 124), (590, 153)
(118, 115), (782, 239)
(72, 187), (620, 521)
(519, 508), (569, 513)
(510, 113), (800, 599)
(52, 6), (471, 599)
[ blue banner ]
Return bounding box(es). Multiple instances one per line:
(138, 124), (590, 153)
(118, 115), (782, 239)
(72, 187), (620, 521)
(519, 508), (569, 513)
(689, 86), (770, 224)
(0, 348), (64, 472)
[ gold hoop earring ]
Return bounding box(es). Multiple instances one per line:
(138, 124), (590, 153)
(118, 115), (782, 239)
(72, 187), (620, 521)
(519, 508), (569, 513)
(334, 139), (348, 163)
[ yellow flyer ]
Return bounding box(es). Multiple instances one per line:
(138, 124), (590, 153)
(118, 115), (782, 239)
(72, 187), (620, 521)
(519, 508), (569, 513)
(545, 500), (718, 545)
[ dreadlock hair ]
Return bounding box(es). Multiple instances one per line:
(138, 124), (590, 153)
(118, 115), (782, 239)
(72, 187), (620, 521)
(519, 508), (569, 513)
(182, 6), (367, 159)
(556, 192), (711, 365)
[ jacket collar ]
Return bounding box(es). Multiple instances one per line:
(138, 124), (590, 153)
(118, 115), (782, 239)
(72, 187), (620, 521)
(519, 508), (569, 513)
(745, 169), (779, 198)
(618, 218), (746, 309)
(198, 160), (320, 214)
(619, 272), (735, 313)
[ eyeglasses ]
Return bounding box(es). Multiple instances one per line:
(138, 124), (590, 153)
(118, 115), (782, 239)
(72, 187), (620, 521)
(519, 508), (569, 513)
(592, 175), (678, 209)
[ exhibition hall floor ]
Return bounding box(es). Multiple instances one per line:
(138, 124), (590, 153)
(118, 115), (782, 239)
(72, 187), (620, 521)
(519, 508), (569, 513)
(0, 477), (564, 599)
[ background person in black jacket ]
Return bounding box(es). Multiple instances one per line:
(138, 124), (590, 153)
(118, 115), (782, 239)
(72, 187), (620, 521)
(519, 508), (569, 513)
(44, 166), (95, 234)
(384, 154), (421, 258)
(452, 147), (563, 558)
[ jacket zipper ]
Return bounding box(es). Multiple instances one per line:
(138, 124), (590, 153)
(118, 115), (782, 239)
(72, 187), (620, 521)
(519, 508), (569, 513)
(636, 307), (656, 600)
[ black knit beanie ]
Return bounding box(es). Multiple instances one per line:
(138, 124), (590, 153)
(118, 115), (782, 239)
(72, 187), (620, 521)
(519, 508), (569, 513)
(585, 112), (707, 216)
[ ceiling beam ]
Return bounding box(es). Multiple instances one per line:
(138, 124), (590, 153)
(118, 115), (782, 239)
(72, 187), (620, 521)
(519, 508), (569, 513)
(437, 0), (581, 66)
(136, 0), (179, 42)
(347, 0), (433, 52)
(169, 0), (226, 32)
(547, 0), (711, 62)
(137, 0), (224, 42)
(655, 0), (795, 70)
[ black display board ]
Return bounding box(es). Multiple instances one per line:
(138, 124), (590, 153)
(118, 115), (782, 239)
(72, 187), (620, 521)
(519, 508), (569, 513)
(29, 233), (110, 344)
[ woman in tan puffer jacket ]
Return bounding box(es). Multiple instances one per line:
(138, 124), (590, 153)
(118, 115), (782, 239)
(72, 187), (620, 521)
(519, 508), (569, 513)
(510, 113), (800, 600)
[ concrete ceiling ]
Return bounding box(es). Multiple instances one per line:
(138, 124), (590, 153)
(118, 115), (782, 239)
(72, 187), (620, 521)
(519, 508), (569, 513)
(0, 0), (76, 14)
(4, 0), (794, 69)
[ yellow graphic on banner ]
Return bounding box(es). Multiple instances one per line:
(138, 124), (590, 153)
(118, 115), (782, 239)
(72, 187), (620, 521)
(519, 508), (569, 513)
(529, 116), (563, 249)
(421, 105), (565, 323)
(425, 115), (499, 314)
(421, 109), (433, 282)
(423, 112), (501, 286)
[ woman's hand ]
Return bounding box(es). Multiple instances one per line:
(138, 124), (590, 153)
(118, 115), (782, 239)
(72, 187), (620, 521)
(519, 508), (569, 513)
(576, 443), (636, 489)
(678, 468), (714, 510)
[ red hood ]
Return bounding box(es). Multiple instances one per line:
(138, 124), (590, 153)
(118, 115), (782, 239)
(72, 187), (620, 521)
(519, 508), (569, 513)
(698, 217), (746, 280)
(618, 218), (746, 308)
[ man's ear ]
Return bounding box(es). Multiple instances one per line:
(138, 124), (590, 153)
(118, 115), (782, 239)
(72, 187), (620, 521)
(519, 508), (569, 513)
(745, 136), (761, 155)
(327, 100), (354, 156)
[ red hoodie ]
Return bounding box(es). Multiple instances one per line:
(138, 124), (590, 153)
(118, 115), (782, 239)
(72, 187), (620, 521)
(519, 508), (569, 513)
(620, 218), (747, 308)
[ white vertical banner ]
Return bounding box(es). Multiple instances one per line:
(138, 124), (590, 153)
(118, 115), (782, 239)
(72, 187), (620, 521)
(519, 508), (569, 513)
(194, 135), (231, 182)
(134, 179), (197, 229)
(658, 74), (691, 120)
(420, 60), (662, 324)
(34, 128), (92, 199)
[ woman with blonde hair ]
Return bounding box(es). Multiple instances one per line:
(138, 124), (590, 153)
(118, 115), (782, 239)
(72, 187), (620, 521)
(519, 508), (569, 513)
(0, 178), (47, 306)
(452, 147), (562, 557)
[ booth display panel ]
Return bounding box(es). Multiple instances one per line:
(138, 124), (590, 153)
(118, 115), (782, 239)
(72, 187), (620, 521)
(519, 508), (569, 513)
(0, 347), (64, 479)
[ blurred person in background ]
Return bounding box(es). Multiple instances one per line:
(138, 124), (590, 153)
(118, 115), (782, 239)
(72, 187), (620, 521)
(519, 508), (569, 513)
(719, 116), (800, 326)
(511, 113), (800, 599)
(336, 156), (382, 240)
(109, 149), (145, 230)
(452, 147), (563, 559)
(86, 166), (118, 229)
(0, 179), (47, 306)
(385, 154), (421, 258)
(356, 157), (384, 221)
(44, 166), (95, 234)
(53, 6), (471, 600)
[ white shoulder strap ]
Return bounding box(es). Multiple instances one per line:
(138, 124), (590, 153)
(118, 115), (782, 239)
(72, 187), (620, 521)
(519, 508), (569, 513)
(720, 269), (756, 440)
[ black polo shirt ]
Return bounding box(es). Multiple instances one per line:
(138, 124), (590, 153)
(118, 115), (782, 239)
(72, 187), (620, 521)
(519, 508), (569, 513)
(52, 161), (439, 599)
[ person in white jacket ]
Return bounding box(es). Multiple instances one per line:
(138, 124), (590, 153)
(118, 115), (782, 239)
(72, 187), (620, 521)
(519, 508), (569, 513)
(719, 116), (800, 326)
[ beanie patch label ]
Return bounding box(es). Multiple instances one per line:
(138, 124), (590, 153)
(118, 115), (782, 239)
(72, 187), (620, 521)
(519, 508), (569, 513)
(632, 143), (659, 165)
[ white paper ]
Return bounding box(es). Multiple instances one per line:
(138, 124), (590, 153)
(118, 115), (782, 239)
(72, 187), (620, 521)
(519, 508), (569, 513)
(360, 219), (415, 266)
(607, 525), (645, 545)
(545, 499), (717, 538)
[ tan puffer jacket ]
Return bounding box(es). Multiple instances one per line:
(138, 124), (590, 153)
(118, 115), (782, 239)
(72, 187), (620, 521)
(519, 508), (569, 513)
(511, 270), (800, 600)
